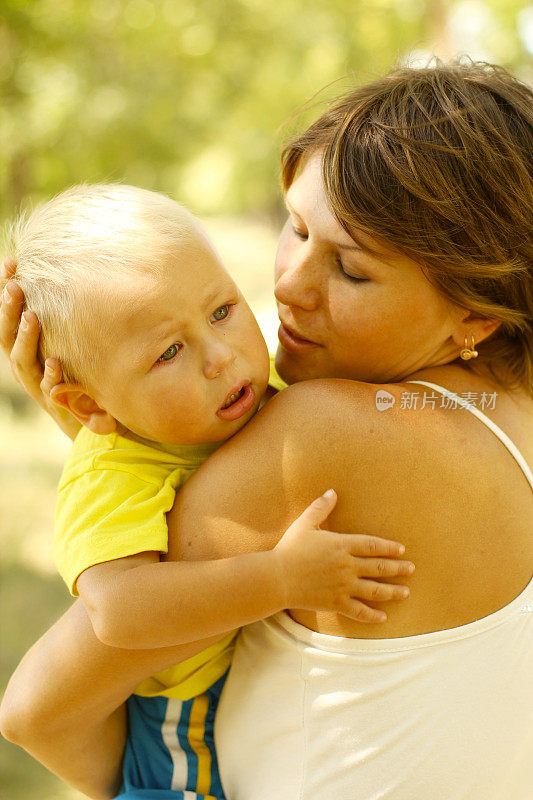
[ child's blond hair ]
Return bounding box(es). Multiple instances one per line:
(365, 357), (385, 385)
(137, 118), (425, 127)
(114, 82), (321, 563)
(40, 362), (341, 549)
(6, 184), (197, 388)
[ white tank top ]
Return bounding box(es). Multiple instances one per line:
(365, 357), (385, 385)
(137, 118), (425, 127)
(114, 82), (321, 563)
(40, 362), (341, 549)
(215, 382), (533, 800)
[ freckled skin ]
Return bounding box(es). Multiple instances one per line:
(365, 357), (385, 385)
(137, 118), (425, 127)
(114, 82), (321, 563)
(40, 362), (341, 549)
(274, 154), (468, 387)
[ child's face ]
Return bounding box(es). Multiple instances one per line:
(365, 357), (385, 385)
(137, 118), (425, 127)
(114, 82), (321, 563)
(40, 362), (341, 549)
(90, 224), (270, 445)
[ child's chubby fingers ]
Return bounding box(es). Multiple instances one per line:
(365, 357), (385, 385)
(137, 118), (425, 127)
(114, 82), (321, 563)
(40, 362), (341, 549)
(296, 489), (338, 530)
(350, 578), (410, 603)
(345, 533), (407, 558)
(351, 555), (415, 579)
(338, 599), (388, 624)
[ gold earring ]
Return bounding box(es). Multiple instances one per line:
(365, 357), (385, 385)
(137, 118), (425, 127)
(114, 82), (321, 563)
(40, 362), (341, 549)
(460, 335), (478, 360)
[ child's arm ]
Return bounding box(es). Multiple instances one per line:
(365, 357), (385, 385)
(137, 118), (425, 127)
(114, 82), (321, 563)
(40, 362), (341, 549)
(77, 490), (413, 649)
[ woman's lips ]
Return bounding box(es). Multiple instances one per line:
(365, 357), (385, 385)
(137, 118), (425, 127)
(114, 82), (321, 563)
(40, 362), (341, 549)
(217, 383), (256, 421)
(278, 323), (321, 353)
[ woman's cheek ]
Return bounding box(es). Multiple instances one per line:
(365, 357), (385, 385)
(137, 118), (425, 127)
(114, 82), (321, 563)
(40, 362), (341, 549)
(333, 292), (369, 336)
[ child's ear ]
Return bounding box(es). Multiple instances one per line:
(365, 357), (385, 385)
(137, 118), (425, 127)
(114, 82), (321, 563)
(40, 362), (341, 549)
(50, 383), (117, 435)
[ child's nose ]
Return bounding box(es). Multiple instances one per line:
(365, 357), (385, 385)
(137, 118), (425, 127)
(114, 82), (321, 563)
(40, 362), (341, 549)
(203, 341), (236, 379)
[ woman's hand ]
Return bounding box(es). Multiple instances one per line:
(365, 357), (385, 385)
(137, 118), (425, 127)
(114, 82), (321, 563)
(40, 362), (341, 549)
(0, 259), (81, 440)
(273, 489), (414, 623)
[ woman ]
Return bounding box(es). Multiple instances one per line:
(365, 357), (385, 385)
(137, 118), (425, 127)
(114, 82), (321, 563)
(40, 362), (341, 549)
(1, 61), (532, 799)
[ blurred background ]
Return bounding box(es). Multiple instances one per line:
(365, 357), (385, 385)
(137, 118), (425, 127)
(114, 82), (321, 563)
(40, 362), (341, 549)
(0, 1), (531, 798)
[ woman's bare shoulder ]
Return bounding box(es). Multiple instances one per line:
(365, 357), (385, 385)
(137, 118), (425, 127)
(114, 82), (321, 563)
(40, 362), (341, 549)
(168, 378), (421, 559)
(172, 372), (532, 538)
(169, 372), (532, 636)
(255, 377), (413, 439)
(198, 376), (416, 488)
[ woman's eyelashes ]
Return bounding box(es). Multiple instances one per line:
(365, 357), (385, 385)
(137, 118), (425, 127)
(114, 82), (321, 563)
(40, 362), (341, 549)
(336, 257), (369, 283)
(291, 223), (368, 282)
(292, 225), (308, 241)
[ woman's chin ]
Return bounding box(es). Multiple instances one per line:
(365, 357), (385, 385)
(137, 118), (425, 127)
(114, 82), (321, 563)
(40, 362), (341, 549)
(275, 346), (327, 385)
(275, 346), (394, 385)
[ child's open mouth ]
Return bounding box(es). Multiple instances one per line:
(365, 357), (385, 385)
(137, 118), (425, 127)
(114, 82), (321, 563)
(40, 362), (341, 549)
(217, 383), (256, 421)
(222, 388), (245, 409)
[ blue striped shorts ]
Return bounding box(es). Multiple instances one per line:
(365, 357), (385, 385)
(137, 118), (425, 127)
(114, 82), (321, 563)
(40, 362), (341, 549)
(117, 671), (228, 800)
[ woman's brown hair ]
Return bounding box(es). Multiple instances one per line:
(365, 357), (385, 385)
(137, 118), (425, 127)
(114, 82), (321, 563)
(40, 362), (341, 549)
(281, 61), (533, 394)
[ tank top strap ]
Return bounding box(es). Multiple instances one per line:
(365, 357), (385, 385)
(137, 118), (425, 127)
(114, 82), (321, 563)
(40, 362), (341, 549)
(404, 380), (533, 491)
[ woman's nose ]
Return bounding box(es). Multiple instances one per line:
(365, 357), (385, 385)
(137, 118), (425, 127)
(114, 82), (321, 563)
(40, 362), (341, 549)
(274, 243), (321, 312)
(202, 339), (236, 379)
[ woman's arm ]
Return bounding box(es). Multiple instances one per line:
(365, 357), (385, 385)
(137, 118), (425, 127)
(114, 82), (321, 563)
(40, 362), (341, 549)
(1, 483), (409, 798)
(0, 600), (237, 799)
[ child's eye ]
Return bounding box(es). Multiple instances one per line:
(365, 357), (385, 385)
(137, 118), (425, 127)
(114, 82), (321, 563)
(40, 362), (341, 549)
(157, 343), (181, 363)
(211, 305), (230, 321)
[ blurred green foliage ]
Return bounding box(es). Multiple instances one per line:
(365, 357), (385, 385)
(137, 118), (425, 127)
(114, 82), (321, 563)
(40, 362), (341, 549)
(1, 0), (531, 225)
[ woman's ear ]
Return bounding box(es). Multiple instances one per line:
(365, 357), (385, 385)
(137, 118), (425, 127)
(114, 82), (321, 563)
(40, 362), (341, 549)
(50, 383), (117, 435)
(451, 315), (502, 349)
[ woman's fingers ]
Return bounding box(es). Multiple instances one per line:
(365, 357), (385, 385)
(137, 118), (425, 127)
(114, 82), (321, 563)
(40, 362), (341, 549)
(0, 280), (25, 356)
(0, 258), (17, 281)
(41, 358), (64, 396)
(7, 309), (45, 402)
(0, 259), (80, 439)
(0, 259), (43, 392)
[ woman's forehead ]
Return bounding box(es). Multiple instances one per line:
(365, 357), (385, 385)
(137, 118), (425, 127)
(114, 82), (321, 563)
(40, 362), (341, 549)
(285, 157), (399, 262)
(287, 153), (443, 277)
(285, 156), (349, 234)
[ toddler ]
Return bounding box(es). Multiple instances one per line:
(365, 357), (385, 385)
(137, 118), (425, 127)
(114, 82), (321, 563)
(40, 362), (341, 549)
(8, 184), (410, 799)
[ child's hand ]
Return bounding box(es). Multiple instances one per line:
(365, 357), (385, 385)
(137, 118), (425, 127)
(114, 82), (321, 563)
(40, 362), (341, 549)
(0, 259), (80, 440)
(273, 490), (414, 623)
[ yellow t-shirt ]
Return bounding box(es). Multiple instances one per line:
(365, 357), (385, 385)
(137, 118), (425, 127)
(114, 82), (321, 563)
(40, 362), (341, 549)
(55, 433), (221, 594)
(54, 356), (287, 699)
(266, 353), (287, 393)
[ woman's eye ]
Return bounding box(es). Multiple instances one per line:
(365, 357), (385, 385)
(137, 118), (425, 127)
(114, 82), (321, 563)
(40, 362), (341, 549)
(337, 257), (369, 283)
(157, 343), (180, 363)
(212, 305), (230, 321)
(292, 226), (308, 241)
